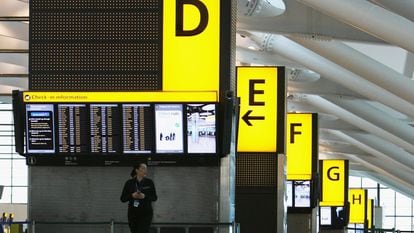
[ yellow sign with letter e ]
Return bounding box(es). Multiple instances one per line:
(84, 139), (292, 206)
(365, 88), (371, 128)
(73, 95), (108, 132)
(236, 66), (285, 153)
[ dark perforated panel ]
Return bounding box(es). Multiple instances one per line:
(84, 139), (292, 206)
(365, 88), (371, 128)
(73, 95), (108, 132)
(31, 44), (159, 72)
(31, 13), (160, 40)
(30, 0), (162, 90)
(32, 0), (160, 10)
(236, 153), (278, 187)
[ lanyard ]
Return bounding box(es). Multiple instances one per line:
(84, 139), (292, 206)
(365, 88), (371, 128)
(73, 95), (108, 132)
(135, 179), (143, 192)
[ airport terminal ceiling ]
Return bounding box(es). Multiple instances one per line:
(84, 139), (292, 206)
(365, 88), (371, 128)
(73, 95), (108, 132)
(1, 0), (414, 198)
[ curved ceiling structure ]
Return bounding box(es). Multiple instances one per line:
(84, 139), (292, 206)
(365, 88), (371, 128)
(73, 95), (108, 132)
(1, 0), (413, 198)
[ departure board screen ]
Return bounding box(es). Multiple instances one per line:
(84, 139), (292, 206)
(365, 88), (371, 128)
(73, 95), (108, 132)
(155, 104), (184, 153)
(57, 104), (88, 153)
(90, 104), (121, 154)
(15, 95), (222, 166)
(26, 104), (55, 154)
(187, 104), (216, 154)
(122, 104), (153, 154)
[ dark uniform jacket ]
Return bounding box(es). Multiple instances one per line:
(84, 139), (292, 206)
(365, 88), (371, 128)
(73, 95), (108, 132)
(120, 177), (157, 209)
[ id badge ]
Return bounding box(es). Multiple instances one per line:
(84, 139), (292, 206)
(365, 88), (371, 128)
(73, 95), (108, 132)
(133, 200), (140, 207)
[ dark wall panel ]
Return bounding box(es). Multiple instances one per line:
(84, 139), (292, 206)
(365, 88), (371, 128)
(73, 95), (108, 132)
(235, 153), (278, 233)
(30, 0), (162, 90)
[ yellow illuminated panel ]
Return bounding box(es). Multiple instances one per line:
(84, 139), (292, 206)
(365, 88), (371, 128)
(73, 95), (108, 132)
(237, 67), (278, 152)
(163, 0), (220, 92)
(287, 113), (313, 180)
(367, 199), (373, 228)
(22, 91), (217, 103)
(320, 160), (346, 206)
(349, 189), (366, 224)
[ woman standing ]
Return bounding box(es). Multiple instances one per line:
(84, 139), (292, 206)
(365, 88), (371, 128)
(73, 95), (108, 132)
(121, 163), (158, 233)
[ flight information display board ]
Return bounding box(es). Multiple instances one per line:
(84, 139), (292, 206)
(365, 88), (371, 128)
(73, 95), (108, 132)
(26, 104), (55, 154)
(57, 104), (88, 154)
(13, 91), (224, 166)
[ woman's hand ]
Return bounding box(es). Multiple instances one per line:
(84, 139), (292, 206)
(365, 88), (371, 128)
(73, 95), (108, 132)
(132, 191), (145, 199)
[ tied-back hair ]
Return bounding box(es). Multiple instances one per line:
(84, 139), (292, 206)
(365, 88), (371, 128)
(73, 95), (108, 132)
(130, 167), (137, 178)
(130, 163), (146, 178)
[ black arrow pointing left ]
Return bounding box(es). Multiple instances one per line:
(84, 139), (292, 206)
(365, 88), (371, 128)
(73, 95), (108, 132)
(242, 110), (265, 126)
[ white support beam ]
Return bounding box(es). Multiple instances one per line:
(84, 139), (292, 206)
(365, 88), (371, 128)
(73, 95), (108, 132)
(0, 22), (28, 41)
(237, 0), (285, 17)
(289, 94), (414, 154)
(329, 130), (414, 184)
(0, 36), (27, 50)
(289, 36), (414, 104)
(345, 131), (414, 170)
(0, 53), (27, 67)
(297, 0), (414, 53)
(351, 170), (414, 200)
(246, 33), (414, 119)
(403, 52), (414, 79)
(324, 95), (414, 145)
(0, 0), (28, 17)
(370, 0), (414, 21)
(334, 152), (414, 192)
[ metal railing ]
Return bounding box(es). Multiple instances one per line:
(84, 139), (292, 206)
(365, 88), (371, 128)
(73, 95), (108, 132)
(23, 220), (240, 233)
(346, 227), (414, 233)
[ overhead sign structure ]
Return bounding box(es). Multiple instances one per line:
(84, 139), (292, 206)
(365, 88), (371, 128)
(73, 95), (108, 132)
(320, 160), (349, 207)
(287, 113), (318, 180)
(349, 189), (367, 224)
(236, 66), (285, 153)
(13, 91), (224, 166)
(31, 0), (233, 98)
(22, 91), (217, 103)
(163, 0), (226, 94)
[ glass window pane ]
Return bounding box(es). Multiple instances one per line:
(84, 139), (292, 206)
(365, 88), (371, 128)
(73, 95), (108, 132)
(381, 189), (395, 209)
(362, 177), (377, 188)
(12, 159), (28, 186)
(0, 131), (13, 136)
(349, 176), (362, 188)
(12, 152), (23, 159)
(0, 111), (13, 124)
(0, 125), (13, 131)
(0, 104), (12, 110)
(0, 145), (13, 155)
(396, 193), (411, 216)
(0, 136), (14, 145)
(367, 189), (377, 201)
(0, 160), (11, 185)
(383, 216), (395, 229)
(0, 186), (11, 203)
(396, 217), (411, 231)
(381, 189), (395, 229)
(11, 187), (27, 203)
(412, 216), (414, 232)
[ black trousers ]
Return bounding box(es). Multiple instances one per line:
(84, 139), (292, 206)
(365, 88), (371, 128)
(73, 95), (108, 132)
(127, 206), (153, 233)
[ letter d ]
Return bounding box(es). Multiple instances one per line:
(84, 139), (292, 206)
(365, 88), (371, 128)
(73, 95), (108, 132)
(176, 0), (208, 36)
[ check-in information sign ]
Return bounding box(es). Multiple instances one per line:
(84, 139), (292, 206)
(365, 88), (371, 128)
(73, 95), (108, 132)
(236, 67), (282, 152)
(320, 160), (349, 206)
